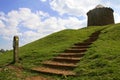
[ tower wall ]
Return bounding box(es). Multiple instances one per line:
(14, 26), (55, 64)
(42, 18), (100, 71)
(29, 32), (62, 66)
(87, 7), (114, 26)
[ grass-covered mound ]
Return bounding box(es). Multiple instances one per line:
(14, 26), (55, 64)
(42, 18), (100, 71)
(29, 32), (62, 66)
(0, 23), (120, 80)
(0, 26), (103, 68)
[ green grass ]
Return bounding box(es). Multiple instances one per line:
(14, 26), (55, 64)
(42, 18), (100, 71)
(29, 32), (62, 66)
(72, 24), (120, 80)
(0, 26), (103, 68)
(0, 68), (19, 80)
(0, 23), (120, 80)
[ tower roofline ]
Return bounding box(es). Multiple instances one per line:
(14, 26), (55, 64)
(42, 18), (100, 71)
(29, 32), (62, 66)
(87, 6), (114, 15)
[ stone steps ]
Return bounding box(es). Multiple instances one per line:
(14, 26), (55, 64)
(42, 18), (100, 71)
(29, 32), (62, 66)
(42, 61), (77, 70)
(31, 30), (102, 76)
(84, 37), (98, 42)
(74, 42), (92, 46)
(59, 53), (85, 57)
(32, 67), (76, 76)
(64, 49), (87, 53)
(53, 57), (81, 63)
(71, 46), (89, 49)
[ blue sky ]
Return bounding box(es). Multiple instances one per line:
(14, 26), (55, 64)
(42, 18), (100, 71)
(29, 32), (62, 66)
(0, 0), (120, 50)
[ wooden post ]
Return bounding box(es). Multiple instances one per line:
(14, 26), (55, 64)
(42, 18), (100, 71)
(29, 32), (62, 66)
(13, 36), (19, 63)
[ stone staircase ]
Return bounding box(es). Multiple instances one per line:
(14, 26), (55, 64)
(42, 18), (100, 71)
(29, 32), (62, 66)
(32, 30), (102, 76)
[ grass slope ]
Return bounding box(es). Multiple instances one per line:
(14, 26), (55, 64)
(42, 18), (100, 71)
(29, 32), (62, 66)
(0, 23), (120, 80)
(0, 26), (103, 68)
(69, 24), (120, 80)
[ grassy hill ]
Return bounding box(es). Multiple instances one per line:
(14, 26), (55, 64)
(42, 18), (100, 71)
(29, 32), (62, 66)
(0, 23), (120, 80)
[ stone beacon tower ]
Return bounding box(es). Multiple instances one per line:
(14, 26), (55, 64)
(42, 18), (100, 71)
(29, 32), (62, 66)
(87, 4), (115, 26)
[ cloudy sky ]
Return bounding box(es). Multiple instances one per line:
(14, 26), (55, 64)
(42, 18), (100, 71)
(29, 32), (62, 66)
(0, 0), (120, 50)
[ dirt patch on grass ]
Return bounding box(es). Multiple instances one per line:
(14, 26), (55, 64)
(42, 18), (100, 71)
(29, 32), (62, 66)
(7, 65), (23, 78)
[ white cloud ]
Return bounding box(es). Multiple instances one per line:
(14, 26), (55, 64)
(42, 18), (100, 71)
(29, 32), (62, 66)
(0, 8), (39, 43)
(0, 8), (86, 49)
(50, 0), (101, 16)
(21, 14), (41, 30)
(21, 31), (41, 44)
(58, 17), (86, 29)
(0, 20), (5, 28)
(114, 12), (120, 23)
(37, 11), (50, 18)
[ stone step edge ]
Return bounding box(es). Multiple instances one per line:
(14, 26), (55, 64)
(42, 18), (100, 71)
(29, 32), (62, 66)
(54, 57), (81, 60)
(32, 67), (76, 76)
(66, 49), (87, 50)
(42, 61), (77, 67)
(59, 53), (85, 56)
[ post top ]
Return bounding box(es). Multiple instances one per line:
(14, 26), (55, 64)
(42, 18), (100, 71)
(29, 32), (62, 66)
(14, 36), (19, 41)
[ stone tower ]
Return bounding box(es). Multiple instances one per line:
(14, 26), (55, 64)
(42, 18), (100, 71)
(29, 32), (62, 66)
(87, 4), (115, 26)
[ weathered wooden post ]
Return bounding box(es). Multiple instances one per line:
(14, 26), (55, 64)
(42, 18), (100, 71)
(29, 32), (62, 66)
(13, 36), (19, 63)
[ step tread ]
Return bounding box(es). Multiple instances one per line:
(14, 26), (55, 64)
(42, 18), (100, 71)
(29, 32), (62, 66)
(32, 67), (76, 76)
(54, 57), (81, 60)
(71, 46), (89, 48)
(75, 42), (93, 44)
(74, 42), (93, 45)
(60, 53), (85, 56)
(64, 49), (87, 53)
(67, 48), (87, 50)
(43, 61), (77, 67)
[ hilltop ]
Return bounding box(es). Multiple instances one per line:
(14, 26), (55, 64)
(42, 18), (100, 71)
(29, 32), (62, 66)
(0, 23), (120, 80)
